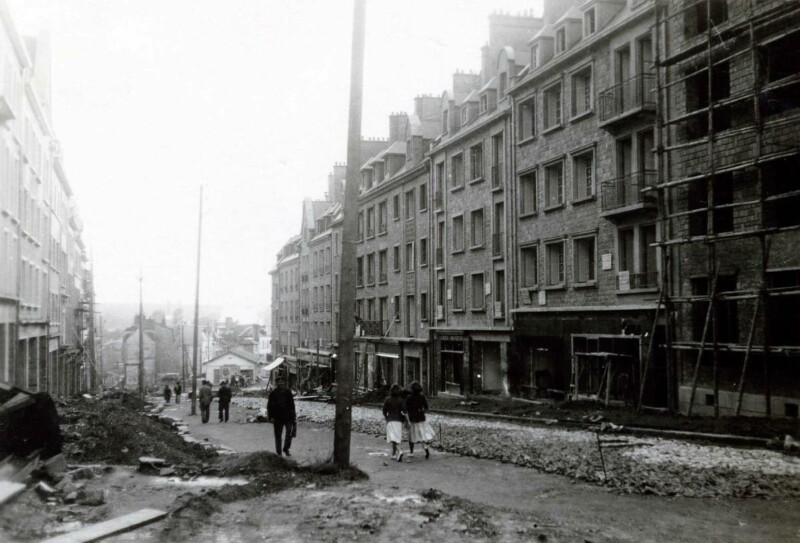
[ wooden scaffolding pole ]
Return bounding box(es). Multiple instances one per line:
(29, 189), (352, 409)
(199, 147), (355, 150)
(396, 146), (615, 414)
(686, 268), (718, 416)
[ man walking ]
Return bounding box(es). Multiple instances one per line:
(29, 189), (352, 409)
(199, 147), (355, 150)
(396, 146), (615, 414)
(199, 380), (213, 424)
(218, 380), (232, 422)
(267, 377), (296, 456)
(174, 381), (182, 404)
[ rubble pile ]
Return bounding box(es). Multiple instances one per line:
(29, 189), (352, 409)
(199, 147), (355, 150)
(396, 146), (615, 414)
(295, 401), (800, 499)
(60, 392), (217, 466)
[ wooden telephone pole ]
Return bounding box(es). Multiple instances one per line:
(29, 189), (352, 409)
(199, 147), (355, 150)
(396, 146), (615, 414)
(191, 186), (203, 416)
(333, 0), (366, 466)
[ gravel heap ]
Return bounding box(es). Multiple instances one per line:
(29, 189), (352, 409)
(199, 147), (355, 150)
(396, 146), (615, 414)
(277, 399), (800, 499)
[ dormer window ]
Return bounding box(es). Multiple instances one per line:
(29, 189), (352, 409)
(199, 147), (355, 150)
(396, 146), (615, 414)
(531, 45), (539, 69)
(555, 27), (566, 55)
(375, 162), (385, 183)
(584, 8), (596, 37)
(442, 109), (449, 134)
(461, 107), (468, 126)
(480, 94), (488, 113)
(499, 72), (508, 96)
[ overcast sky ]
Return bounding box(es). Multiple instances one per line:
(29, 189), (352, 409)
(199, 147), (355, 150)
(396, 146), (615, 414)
(8, 0), (543, 324)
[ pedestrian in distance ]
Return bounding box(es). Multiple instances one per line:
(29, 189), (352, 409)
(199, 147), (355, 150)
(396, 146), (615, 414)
(163, 384), (172, 404)
(383, 383), (406, 462)
(199, 380), (213, 424)
(267, 377), (296, 457)
(218, 380), (232, 422)
(174, 381), (182, 404)
(404, 381), (434, 459)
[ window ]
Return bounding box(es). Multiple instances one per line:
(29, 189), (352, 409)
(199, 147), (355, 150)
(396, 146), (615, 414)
(374, 162), (385, 183)
(392, 295), (401, 322)
(531, 45), (539, 69)
(618, 228), (634, 272)
(452, 215), (464, 252)
(470, 208), (485, 247)
(545, 162), (564, 208)
(499, 72), (508, 96)
(555, 27), (566, 54)
(366, 207), (375, 237)
(571, 67), (592, 117)
(356, 256), (364, 286)
(469, 144), (484, 181)
(491, 133), (504, 188)
(471, 273), (485, 310)
(544, 83), (562, 129)
(686, 0), (727, 38)
(435, 162), (445, 205)
(378, 201), (388, 234)
(546, 241), (565, 286)
(393, 194), (400, 220)
(420, 292), (428, 321)
(405, 242), (415, 272)
(480, 94), (488, 113)
(357, 211), (364, 239)
(378, 249), (388, 283)
(494, 270), (505, 318)
(442, 109), (449, 134)
(461, 107), (468, 126)
(393, 245), (401, 272)
(520, 171), (537, 215)
(521, 245), (538, 287)
(764, 156), (800, 227)
(366, 253), (375, 284)
(573, 236), (596, 284)
(451, 153), (464, 189)
(572, 151), (594, 200)
(584, 8), (596, 37)
(437, 277), (446, 314)
(419, 237), (428, 267)
(419, 183), (428, 211)
(452, 275), (465, 311)
(405, 189), (415, 220)
(518, 99), (535, 140)
(688, 179), (708, 236)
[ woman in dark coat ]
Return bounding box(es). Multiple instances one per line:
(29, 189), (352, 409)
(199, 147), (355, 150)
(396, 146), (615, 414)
(382, 384), (406, 462)
(163, 385), (172, 404)
(404, 381), (434, 459)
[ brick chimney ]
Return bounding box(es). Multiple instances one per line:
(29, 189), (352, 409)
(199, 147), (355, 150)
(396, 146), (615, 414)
(388, 112), (407, 143)
(414, 95), (440, 121)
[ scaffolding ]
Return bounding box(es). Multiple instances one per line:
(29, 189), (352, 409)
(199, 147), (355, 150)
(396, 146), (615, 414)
(651, 0), (800, 417)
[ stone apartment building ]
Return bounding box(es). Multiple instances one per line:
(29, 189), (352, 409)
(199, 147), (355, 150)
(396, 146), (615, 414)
(0, 3), (90, 396)
(507, 0), (661, 405)
(655, 0), (800, 417)
(354, 96), (439, 393)
(268, 0), (799, 417)
(427, 12), (545, 398)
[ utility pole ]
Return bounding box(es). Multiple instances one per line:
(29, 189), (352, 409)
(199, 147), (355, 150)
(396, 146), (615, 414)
(138, 273), (145, 398)
(88, 270), (98, 391)
(191, 186), (203, 416)
(333, 0), (366, 466)
(181, 323), (187, 385)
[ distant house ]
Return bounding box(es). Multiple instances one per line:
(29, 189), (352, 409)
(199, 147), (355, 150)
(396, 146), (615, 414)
(202, 348), (261, 385)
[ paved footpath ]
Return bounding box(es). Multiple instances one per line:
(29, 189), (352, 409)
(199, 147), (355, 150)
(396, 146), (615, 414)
(161, 399), (800, 543)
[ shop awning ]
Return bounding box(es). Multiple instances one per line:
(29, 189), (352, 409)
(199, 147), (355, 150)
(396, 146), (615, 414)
(376, 352), (399, 359)
(265, 357), (285, 371)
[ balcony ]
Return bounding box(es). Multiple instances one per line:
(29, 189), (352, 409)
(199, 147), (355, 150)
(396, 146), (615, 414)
(358, 320), (387, 337)
(600, 171), (657, 218)
(435, 247), (444, 267)
(434, 190), (443, 211)
(491, 164), (503, 189)
(492, 232), (503, 257)
(617, 271), (659, 291)
(598, 74), (656, 127)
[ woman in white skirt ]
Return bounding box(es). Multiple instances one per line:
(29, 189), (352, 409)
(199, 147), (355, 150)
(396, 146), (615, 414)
(382, 384), (406, 462)
(404, 381), (435, 459)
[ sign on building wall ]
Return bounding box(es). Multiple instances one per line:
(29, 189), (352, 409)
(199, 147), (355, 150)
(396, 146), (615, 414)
(601, 253), (613, 271)
(618, 271), (630, 292)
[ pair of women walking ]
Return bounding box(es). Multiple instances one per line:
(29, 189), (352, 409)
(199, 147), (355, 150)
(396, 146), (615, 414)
(382, 381), (435, 462)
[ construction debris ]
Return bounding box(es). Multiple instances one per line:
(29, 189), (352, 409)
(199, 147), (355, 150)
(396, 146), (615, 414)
(40, 508), (167, 543)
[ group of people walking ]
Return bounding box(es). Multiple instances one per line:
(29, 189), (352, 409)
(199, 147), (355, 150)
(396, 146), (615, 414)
(382, 381), (434, 462)
(196, 380), (233, 423)
(163, 382), (183, 404)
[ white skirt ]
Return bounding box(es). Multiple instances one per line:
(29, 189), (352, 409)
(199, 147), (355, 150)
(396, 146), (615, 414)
(409, 421), (435, 443)
(386, 421), (403, 443)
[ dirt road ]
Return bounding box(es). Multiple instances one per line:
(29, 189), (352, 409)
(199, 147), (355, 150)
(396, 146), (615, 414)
(163, 399), (800, 542)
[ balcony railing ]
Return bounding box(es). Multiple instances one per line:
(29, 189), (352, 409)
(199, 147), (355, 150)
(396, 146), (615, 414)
(599, 73), (656, 123)
(492, 232), (503, 257)
(617, 271), (659, 291)
(600, 170), (657, 212)
(358, 320), (387, 337)
(435, 247), (444, 266)
(434, 190), (443, 210)
(491, 164), (503, 189)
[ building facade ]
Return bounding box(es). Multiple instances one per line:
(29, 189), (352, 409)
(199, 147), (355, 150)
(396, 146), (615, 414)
(0, 2), (91, 396)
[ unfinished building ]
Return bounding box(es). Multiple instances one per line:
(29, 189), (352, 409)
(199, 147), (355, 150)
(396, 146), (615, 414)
(651, 0), (800, 417)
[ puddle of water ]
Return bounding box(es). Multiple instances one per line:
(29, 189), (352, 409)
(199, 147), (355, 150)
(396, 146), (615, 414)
(149, 476), (249, 488)
(373, 493), (423, 505)
(368, 452), (390, 457)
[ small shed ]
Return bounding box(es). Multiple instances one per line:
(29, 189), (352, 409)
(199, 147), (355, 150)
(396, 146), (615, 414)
(202, 349), (260, 385)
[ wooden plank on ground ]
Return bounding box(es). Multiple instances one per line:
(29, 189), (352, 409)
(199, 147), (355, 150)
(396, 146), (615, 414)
(41, 508), (167, 543)
(0, 481), (26, 506)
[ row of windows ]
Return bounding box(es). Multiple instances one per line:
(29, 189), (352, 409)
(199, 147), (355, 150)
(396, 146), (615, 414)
(356, 239), (430, 285)
(435, 133), (504, 193)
